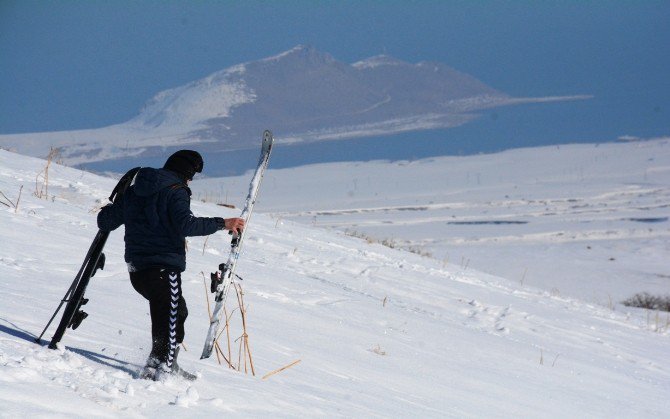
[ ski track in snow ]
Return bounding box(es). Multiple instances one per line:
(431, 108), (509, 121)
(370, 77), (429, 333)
(1, 145), (669, 417)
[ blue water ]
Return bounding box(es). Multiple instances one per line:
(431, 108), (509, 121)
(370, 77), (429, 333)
(81, 98), (668, 177)
(264, 97), (667, 170)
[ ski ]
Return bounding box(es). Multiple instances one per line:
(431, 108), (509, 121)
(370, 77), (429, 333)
(36, 167), (141, 349)
(201, 130), (274, 359)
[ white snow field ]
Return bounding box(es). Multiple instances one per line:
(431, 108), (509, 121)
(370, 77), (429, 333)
(1, 140), (669, 417)
(195, 137), (670, 306)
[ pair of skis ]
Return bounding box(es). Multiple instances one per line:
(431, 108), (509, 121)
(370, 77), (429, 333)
(201, 129), (273, 359)
(36, 166), (141, 348)
(38, 130), (274, 360)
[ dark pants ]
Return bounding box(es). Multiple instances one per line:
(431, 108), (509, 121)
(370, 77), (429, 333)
(130, 267), (187, 368)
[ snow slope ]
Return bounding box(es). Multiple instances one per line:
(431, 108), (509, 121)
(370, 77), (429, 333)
(0, 149), (668, 417)
(194, 137), (670, 306)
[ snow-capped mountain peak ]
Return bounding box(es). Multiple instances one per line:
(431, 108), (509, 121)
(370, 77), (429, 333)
(0, 45), (589, 167)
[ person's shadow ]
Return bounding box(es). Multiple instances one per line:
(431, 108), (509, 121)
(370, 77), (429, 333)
(0, 319), (140, 378)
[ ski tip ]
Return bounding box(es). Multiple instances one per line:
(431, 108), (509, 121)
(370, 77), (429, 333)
(262, 130), (274, 149)
(260, 131), (274, 156)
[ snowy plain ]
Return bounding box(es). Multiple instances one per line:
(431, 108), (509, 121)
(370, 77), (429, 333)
(1, 139), (669, 417)
(195, 137), (670, 306)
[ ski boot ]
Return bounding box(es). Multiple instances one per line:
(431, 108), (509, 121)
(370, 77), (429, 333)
(139, 355), (161, 380)
(154, 346), (197, 381)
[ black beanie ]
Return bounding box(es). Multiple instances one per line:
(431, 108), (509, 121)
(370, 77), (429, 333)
(163, 150), (203, 181)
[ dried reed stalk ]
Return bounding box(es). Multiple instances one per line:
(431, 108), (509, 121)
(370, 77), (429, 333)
(215, 341), (232, 367)
(15, 185), (22, 213)
(235, 283), (255, 375)
(262, 360), (301, 380)
(224, 307), (232, 367)
(214, 308), (235, 369)
(202, 273), (213, 319)
(35, 147), (58, 199)
(201, 276), (255, 373)
(202, 236), (209, 255)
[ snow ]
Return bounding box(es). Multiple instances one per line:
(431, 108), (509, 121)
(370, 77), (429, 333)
(195, 137), (670, 306)
(131, 69), (257, 129)
(1, 140), (669, 417)
(259, 45), (317, 63)
(351, 55), (405, 69)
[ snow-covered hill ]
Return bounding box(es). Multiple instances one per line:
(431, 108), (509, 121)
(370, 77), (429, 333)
(0, 46), (588, 167)
(1, 146), (668, 417)
(192, 137), (670, 307)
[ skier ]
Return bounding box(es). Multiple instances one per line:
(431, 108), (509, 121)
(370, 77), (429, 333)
(97, 150), (245, 380)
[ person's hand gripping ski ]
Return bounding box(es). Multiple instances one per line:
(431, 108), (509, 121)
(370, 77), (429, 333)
(224, 217), (245, 237)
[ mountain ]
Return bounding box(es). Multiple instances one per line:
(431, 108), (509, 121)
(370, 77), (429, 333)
(128, 45), (512, 146)
(0, 45), (588, 167)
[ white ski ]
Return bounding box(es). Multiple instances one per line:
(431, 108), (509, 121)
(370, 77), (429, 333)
(201, 130), (274, 359)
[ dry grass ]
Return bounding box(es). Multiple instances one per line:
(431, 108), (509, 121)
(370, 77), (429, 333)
(622, 293), (670, 312)
(34, 147), (61, 200)
(203, 276), (256, 375)
(0, 185), (23, 213)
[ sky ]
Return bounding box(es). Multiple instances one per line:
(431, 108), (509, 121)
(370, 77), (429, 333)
(1, 1), (669, 147)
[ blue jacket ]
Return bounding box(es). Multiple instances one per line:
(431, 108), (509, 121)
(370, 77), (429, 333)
(97, 168), (223, 272)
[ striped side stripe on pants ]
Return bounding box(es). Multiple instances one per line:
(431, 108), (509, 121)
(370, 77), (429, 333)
(166, 272), (179, 368)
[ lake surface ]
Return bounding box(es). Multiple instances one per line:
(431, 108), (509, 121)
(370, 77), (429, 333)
(82, 97), (668, 177)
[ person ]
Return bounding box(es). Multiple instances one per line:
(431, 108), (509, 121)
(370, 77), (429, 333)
(97, 150), (244, 380)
